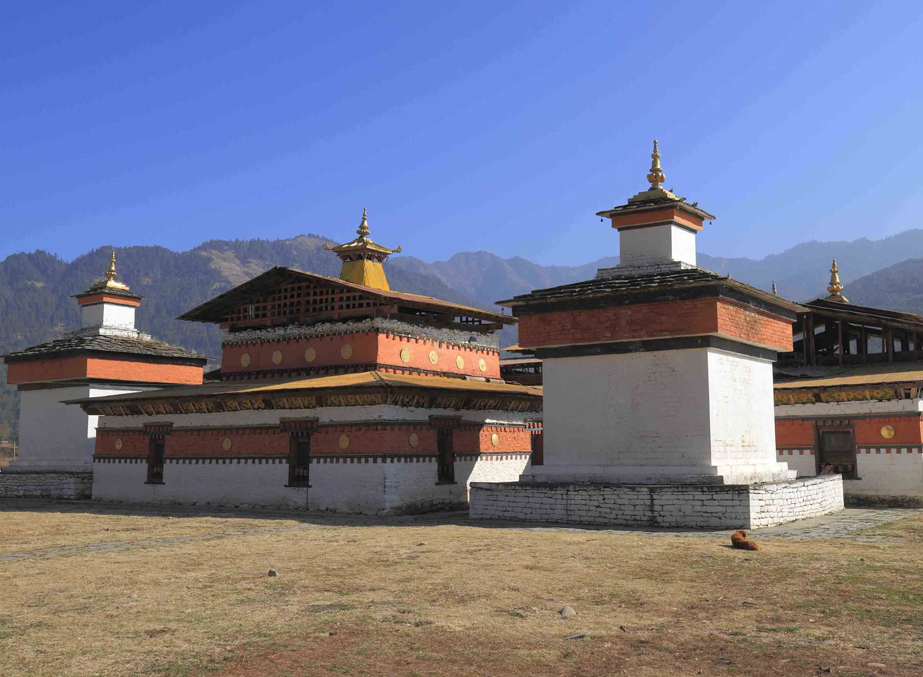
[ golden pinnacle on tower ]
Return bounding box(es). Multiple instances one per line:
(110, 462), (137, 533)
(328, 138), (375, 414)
(628, 140), (681, 203)
(105, 251), (118, 282)
(825, 259), (849, 303)
(91, 250), (130, 291)
(324, 208), (402, 291)
(357, 206), (370, 238)
(647, 140), (665, 189)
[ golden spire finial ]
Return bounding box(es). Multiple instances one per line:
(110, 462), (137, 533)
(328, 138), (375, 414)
(357, 207), (370, 238)
(105, 251), (117, 283)
(647, 139), (665, 189)
(88, 249), (129, 291)
(825, 258), (849, 303)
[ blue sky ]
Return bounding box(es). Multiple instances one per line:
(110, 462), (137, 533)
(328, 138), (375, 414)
(2, 1), (923, 266)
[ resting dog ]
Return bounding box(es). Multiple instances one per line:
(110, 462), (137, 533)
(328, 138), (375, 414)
(731, 529), (760, 551)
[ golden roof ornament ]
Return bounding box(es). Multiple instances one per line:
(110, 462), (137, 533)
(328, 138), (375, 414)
(647, 140), (665, 189)
(825, 259), (849, 303)
(325, 208), (402, 291)
(90, 250), (129, 291)
(627, 140), (681, 204)
(357, 206), (370, 238)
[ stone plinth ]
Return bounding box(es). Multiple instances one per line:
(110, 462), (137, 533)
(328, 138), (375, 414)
(0, 470), (93, 499)
(469, 475), (843, 529)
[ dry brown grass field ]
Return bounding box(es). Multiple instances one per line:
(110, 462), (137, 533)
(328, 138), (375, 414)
(1, 502), (922, 677)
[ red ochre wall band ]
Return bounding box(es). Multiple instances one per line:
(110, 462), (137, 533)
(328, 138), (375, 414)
(76, 293), (141, 307)
(221, 331), (501, 378)
(95, 424), (532, 459)
(517, 297), (793, 353)
(775, 415), (923, 447)
(6, 355), (204, 386)
(608, 206), (703, 232)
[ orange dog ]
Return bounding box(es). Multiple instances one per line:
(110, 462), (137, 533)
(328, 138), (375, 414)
(731, 529), (760, 551)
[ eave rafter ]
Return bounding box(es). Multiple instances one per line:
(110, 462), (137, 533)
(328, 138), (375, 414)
(82, 386), (542, 417)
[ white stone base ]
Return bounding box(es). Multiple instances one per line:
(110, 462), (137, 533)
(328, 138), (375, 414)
(0, 470), (93, 499)
(469, 475), (844, 529)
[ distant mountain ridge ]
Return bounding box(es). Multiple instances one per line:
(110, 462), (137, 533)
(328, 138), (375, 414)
(3, 228), (923, 438)
(389, 229), (923, 311)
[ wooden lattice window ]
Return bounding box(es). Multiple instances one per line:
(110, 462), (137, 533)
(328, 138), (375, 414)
(225, 280), (382, 326)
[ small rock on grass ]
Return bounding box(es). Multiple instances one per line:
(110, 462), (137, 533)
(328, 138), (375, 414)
(268, 568), (279, 577)
(560, 606), (577, 618)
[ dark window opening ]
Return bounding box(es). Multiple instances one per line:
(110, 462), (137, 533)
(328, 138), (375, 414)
(289, 435), (311, 487)
(818, 429), (858, 479)
(147, 437), (165, 484)
(437, 428), (455, 484)
(530, 430), (544, 466)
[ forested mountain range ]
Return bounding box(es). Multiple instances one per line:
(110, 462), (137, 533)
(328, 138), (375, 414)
(2, 229), (923, 438)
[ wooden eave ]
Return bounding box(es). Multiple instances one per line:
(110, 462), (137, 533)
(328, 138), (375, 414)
(178, 266), (513, 326)
(66, 372), (543, 416)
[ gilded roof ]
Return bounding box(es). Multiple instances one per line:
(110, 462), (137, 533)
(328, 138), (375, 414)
(774, 362), (923, 390)
(65, 370), (542, 406)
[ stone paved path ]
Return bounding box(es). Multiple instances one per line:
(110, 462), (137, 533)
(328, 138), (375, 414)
(475, 508), (921, 541)
(1, 500), (920, 563)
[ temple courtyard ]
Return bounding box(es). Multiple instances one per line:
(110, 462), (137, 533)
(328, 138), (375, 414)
(2, 502), (923, 677)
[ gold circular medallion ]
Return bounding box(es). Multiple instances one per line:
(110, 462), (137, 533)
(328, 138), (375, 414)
(429, 350), (438, 365)
(272, 350), (283, 365)
(338, 434), (350, 450)
(240, 353), (251, 367)
(478, 358), (487, 373)
(881, 425), (896, 439)
(115, 438), (123, 451)
(409, 433), (419, 448)
(305, 347), (317, 362)
(455, 355), (465, 370)
(341, 344), (353, 360)
(400, 347), (411, 363)
(222, 438), (233, 451)
(491, 433), (500, 447)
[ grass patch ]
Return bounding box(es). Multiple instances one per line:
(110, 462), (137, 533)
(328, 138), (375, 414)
(1, 504), (922, 676)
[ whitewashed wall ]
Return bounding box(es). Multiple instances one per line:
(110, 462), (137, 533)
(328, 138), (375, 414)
(619, 224), (696, 267)
(706, 350), (783, 477)
(534, 348), (788, 482)
(778, 450), (817, 477)
(82, 302), (136, 329)
(93, 453), (530, 514)
(775, 399), (923, 418)
(12, 385), (153, 472)
(849, 448), (923, 499)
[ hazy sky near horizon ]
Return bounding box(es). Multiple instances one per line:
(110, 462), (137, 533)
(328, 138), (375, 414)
(3, 1), (923, 266)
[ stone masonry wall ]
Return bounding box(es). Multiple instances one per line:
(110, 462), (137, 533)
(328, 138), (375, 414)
(0, 471), (93, 499)
(469, 475), (843, 529)
(748, 476), (844, 527)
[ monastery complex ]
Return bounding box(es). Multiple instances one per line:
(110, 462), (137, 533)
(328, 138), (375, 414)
(2, 143), (921, 526)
